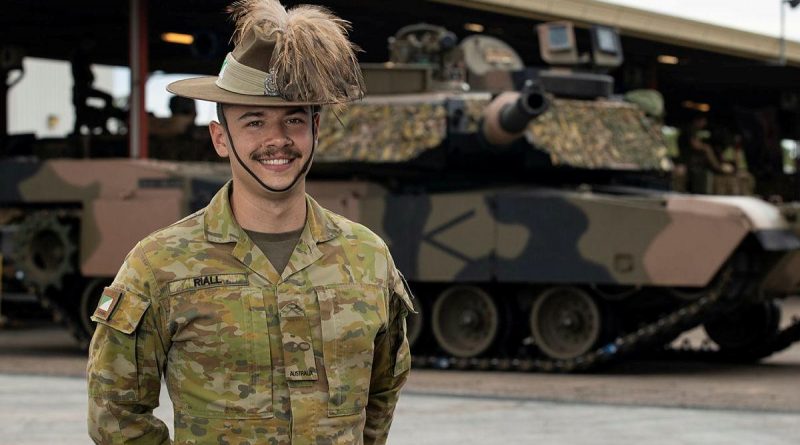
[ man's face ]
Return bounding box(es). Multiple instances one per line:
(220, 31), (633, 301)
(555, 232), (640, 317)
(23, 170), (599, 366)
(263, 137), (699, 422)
(210, 104), (318, 194)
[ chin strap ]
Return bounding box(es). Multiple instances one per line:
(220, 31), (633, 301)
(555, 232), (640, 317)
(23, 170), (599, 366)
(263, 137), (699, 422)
(220, 106), (317, 194)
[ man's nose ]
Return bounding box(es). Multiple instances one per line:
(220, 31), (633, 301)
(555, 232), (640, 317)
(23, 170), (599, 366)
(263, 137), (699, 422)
(262, 125), (292, 148)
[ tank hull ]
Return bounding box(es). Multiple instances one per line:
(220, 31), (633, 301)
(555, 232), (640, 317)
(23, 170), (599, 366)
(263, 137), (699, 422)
(3, 160), (800, 367)
(311, 179), (800, 368)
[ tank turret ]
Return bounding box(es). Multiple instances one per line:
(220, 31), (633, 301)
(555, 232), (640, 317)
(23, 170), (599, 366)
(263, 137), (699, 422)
(322, 22), (670, 178)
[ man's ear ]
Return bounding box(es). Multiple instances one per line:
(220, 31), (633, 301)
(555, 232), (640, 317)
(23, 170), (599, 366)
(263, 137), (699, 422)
(209, 121), (230, 158)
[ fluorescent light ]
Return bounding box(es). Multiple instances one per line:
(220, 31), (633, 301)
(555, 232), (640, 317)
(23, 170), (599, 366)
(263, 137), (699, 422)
(161, 32), (194, 45)
(464, 23), (484, 33)
(682, 100), (710, 112)
(657, 55), (679, 65)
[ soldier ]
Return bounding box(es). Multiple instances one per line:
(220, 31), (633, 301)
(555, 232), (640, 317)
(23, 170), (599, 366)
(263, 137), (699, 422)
(71, 37), (126, 135)
(148, 96), (198, 139)
(678, 113), (733, 194)
(86, 1), (414, 444)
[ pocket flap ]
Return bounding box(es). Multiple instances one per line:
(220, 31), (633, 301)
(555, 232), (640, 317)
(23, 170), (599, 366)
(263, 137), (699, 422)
(393, 271), (417, 315)
(91, 287), (150, 334)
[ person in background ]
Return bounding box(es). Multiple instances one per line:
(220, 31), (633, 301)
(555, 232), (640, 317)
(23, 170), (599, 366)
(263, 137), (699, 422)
(71, 38), (124, 135)
(149, 95), (197, 138)
(678, 113), (733, 194)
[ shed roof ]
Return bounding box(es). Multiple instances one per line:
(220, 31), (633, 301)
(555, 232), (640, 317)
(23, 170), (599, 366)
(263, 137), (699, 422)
(432, 0), (800, 66)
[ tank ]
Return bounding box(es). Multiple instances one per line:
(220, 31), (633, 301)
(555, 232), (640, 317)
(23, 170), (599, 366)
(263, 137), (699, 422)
(304, 22), (800, 371)
(2, 22), (799, 370)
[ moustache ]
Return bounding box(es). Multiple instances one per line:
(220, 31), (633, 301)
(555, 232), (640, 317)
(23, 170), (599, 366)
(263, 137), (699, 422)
(249, 146), (302, 161)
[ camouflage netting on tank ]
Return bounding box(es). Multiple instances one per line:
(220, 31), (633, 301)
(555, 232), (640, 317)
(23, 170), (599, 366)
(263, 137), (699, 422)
(316, 101), (448, 162)
(527, 98), (672, 171)
(314, 95), (670, 170)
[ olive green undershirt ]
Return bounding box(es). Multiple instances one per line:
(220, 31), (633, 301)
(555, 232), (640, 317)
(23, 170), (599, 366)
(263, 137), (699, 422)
(244, 226), (304, 275)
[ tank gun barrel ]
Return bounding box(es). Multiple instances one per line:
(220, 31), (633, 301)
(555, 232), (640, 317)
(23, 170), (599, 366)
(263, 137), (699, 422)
(481, 81), (549, 146)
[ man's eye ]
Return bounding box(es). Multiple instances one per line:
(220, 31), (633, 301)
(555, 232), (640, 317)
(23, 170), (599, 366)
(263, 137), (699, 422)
(287, 118), (305, 125)
(246, 121), (263, 128)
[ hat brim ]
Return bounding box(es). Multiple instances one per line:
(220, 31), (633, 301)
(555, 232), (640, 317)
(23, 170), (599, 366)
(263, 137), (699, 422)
(167, 77), (322, 107)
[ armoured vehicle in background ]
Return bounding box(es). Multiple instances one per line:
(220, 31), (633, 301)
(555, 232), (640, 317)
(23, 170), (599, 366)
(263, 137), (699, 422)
(307, 22), (800, 371)
(2, 22), (800, 370)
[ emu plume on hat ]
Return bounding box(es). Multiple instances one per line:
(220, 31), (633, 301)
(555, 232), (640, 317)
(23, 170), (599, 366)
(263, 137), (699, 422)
(167, 0), (365, 108)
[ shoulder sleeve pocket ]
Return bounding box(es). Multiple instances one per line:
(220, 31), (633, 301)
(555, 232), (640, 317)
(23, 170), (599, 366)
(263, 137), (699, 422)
(91, 287), (150, 334)
(88, 288), (152, 401)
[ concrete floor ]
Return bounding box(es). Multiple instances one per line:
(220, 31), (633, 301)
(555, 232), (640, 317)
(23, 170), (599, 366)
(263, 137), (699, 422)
(1, 298), (799, 444)
(1, 374), (799, 445)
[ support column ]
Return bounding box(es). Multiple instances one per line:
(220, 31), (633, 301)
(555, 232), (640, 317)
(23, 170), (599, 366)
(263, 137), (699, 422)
(129, 0), (149, 159)
(0, 71), (7, 142)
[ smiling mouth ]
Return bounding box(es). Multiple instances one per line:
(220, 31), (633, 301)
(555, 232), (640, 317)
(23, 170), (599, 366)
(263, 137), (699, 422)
(252, 155), (300, 173)
(257, 158), (294, 165)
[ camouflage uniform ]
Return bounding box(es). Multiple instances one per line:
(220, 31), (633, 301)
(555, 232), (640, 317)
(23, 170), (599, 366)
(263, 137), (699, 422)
(87, 182), (413, 444)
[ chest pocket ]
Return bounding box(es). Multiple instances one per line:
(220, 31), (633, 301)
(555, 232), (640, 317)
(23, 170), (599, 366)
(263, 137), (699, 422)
(167, 286), (273, 419)
(316, 283), (387, 417)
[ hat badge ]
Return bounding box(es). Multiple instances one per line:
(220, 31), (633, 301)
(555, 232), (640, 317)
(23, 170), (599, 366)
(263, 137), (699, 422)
(264, 67), (280, 97)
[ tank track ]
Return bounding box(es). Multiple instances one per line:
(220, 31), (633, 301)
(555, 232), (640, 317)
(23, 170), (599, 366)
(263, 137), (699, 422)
(13, 212), (77, 291)
(411, 267), (800, 372)
(657, 313), (800, 363)
(412, 291), (724, 372)
(17, 209), (93, 350)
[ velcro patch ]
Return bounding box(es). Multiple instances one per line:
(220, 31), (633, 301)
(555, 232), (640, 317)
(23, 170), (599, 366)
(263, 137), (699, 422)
(93, 287), (122, 321)
(168, 273), (248, 294)
(280, 302), (305, 319)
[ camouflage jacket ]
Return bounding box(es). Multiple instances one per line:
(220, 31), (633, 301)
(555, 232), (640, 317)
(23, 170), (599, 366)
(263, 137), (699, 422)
(87, 182), (413, 445)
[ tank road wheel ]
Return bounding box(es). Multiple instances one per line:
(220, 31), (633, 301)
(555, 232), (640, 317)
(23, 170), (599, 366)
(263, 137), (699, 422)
(703, 301), (781, 361)
(530, 287), (602, 360)
(79, 278), (112, 337)
(432, 286), (499, 358)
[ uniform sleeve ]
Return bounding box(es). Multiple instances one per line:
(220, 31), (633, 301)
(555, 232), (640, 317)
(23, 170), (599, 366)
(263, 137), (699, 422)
(364, 257), (414, 445)
(87, 245), (171, 444)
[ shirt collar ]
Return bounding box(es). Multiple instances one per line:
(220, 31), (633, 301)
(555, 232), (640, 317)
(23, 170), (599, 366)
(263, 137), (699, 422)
(203, 181), (341, 245)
